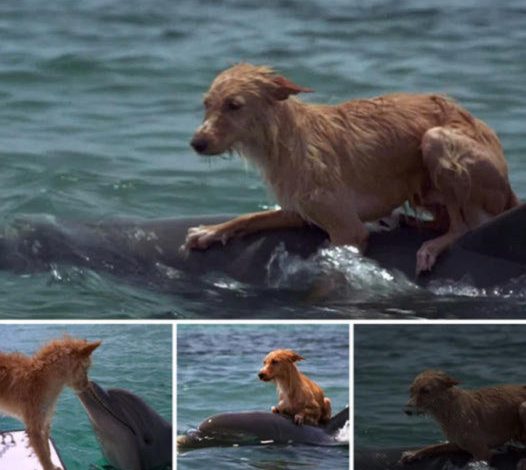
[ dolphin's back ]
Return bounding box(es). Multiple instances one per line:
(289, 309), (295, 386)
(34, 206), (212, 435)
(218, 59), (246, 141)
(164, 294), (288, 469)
(354, 446), (526, 470)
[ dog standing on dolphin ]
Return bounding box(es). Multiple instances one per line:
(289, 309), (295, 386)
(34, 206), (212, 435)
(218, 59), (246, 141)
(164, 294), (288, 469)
(0, 337), (100, 470)
(186, 63), (518, 274)
(258, 349), (331, 426)
(402, 369), (526, 466)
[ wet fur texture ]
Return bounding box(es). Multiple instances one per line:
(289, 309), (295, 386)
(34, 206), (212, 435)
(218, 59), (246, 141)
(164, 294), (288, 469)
(187, 63), (518, 274)
(258, 349), (331, 426)
(0, 337), (101, 470)
(402, 369), (526, 465)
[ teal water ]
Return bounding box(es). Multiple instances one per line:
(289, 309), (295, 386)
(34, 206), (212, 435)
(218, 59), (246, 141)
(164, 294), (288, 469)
(0, 324), (172, 469)
(1, 1), (526, 318)
(177, 324), (349, 469)
(355, 325), (526, 451)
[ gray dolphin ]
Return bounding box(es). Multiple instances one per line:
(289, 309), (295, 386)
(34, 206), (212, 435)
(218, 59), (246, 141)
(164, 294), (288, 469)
(177, 407), (349, 450)
(0, 205), (525, 290)
(355, 446), (526, 470)
(77, 381), (172, 470)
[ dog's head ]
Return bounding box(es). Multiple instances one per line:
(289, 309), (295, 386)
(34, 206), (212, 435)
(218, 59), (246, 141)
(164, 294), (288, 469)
(258, 349), (304, 382)
(36, 336), (101, 391)
(56, 337), (102, 391)
(190, 63), (312, 156)
(404, 369), (459, 416)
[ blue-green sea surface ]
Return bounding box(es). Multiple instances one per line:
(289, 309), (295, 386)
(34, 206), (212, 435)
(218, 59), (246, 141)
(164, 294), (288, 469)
(355, 324), (526, 456)
(0, 324), (172, 470)
(1, 1), (526, 318)
(177, 324), (349, 469)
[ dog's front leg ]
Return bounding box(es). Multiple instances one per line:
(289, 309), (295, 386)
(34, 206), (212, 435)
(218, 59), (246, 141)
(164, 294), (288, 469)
(293, 412), (305, 426)
(300, 195), (369, 252)
(183, 209), (306, 251)
(272, 398), (287, 415)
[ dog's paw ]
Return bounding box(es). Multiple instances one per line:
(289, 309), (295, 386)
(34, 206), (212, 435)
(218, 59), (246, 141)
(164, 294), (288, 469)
(182, 225), (230, 251)
(399, 450), (418, 464)
(293, 414), (304, 426)
(271, 406), (279, 414)
(415, 242), (438, 275)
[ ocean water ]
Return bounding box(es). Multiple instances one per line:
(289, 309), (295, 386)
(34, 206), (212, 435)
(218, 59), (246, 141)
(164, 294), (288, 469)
(355, 324), (526, 452)
(0, 324), (172, 470)
(1, 0), (526, 318)
(177, 324), (349, 469)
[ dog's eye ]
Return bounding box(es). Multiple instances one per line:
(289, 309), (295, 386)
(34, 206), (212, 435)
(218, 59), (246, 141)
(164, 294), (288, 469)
(271, 359), (277, 365)
(226, 99), (243, 111)
(420, 387), (430, 394)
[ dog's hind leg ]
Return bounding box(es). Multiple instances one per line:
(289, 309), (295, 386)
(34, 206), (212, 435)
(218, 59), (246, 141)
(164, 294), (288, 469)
(321, 397), (332, 424)
(417, 125), (512, 274)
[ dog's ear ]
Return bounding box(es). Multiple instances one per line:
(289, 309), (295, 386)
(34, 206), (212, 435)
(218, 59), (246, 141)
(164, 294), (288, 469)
(80, 340), (102, 356)
(444, 376), (459, 388)
(270, 76), (313, 101)
(287, 350), (304, 363)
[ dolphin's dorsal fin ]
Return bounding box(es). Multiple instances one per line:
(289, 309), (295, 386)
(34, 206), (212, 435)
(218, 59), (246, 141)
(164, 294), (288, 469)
(323, 407), (349, 434)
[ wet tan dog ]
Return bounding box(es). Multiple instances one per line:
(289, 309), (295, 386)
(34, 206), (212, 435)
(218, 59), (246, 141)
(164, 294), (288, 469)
(0, 337), (101, 470)
(187, 63), (519, 274)
(258, 349), (331, 426)
(402, 369), (526, 464)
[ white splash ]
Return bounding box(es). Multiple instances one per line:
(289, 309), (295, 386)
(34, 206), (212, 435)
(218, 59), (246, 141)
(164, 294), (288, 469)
(429, 276), (526, 299)
(266, 243), (418, 300)
(334, 420), (350, 443)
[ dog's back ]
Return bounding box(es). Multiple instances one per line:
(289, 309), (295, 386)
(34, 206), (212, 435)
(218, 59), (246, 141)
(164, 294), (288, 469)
(456, 384), (526, 446)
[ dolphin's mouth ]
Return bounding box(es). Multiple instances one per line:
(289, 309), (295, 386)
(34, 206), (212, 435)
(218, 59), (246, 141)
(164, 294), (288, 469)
(81, 381), (137, 437)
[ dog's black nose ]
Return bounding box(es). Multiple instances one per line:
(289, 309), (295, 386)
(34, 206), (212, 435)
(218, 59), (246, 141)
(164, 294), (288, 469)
(404, 407), (414, 416)
(191, 137), (208, 153)
(258, 372), (265, 380)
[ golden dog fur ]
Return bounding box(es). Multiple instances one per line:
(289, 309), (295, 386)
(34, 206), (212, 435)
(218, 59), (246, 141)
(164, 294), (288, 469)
(402, 369), (526, 464)
(187, 63), (519, 273)
(0, 336), (101, 470)
(258, 349), (331, 426)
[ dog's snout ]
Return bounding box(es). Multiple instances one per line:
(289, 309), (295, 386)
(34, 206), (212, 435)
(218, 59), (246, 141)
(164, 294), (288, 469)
(190, 136), (209, 154)
(258, 372), (265, 380)
(404, 406), (414, 416)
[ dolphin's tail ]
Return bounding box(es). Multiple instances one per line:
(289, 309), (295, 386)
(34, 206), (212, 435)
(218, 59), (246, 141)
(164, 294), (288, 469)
(323, 407), (349, 434)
